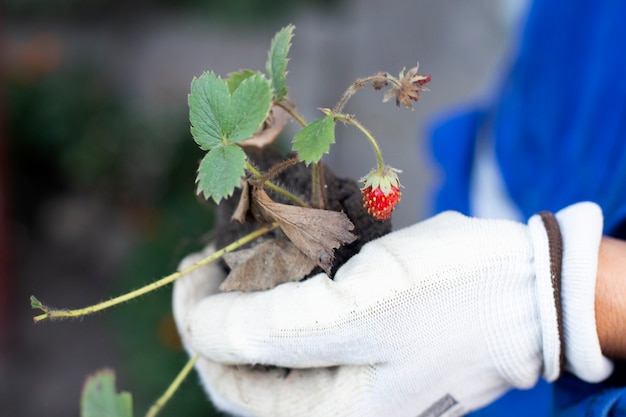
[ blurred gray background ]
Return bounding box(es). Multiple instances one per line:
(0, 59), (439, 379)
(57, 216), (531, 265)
(1, 0), (526, 415)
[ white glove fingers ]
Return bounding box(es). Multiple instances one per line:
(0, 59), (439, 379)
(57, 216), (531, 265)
(185, 273), (382, 368)
(194, 357), (368, 417)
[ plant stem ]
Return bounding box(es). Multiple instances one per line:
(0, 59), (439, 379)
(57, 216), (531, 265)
(245, 162), (308, 207)
(333, 73), (395, 114)
(279, 101), (325, 208)
(276, 100), (307, 127)
(274, 100), (326, 209)
(145, 354), (199, 417)
(31, 223), (280, 322)
(334, 113), (385, 171)
(310, 163), (322, 209)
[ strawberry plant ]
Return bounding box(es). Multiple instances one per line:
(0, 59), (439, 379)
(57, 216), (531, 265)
(30, 24), (430, 416)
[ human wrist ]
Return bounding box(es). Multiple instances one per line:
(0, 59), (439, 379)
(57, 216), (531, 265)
(595, 236), (626, 359)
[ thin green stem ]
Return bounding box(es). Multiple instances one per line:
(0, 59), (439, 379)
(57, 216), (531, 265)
(274, 101), (328, 208)
(145, 354), (199, 417)
(335, 114), (384, 171)
(245, 162), (308, 207)
(245, 161), (264, 179)
(276, 100), (307, 127)
(32, 223), (279, 322)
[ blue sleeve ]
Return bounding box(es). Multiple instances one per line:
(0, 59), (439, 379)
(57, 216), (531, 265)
(428, 0), (626, 414)
(429, 109), (486, 217)
(493, 0), (626, 235)
(429, 0), (626, 235)
(554, 374), (626, 416)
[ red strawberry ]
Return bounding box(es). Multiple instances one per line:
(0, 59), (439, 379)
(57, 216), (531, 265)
(360, 166), (402, 221)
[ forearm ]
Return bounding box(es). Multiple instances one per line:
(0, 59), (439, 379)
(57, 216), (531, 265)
(595, 236), (626, 359)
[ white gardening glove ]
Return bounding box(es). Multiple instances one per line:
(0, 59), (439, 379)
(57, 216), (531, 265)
(172, 202), (613, 417)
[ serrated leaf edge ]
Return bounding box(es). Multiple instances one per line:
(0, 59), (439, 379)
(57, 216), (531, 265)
(266, 24), (295, 102)
(228, 73), (273, 143)
(195, 145), (247, 204)
(188, 71), (230, 150)
(292, 115), (335, 165)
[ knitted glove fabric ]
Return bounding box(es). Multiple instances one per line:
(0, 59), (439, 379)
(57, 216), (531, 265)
(172, 202), (611, 417)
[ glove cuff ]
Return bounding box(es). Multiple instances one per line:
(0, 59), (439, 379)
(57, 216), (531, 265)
(529, 202), (614, 383)
(528, 211), (564, 381)
(556, 202), (613, 382)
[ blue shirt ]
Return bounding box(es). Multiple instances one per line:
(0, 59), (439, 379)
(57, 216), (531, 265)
(428, 0), (626, 414)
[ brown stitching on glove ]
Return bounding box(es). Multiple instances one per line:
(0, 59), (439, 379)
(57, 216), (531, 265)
(539, 211), (565, 375)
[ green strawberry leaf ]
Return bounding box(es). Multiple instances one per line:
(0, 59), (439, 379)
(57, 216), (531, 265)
(189, 71), (231, 151)
(292, 115), (335, 165)
(196, 144), (247, 203)
(189, 72), (272, 149)
(226, 69), (258, 93)
(266, 24), (294, 102)
(81, 369), (133, 417)
(228, 74), (272, 143)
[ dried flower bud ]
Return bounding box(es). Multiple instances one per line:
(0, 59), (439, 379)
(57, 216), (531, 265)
(383, 63), (431, 110)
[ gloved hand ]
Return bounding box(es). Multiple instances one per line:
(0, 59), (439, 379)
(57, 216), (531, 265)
(172, 202), (613, 417)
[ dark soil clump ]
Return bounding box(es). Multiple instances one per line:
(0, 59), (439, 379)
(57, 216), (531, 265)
(214, 147), (391, 278)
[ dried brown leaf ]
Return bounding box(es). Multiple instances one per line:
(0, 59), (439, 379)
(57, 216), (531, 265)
(230, 179), (251, 223)
(220, 237), (317, 292)
(252, 188), (357, 274)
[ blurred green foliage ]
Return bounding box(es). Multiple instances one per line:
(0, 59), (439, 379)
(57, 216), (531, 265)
(112, 221), (216, 416)
(7, 61), (217, 414)
(7, 65), (209, 222)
